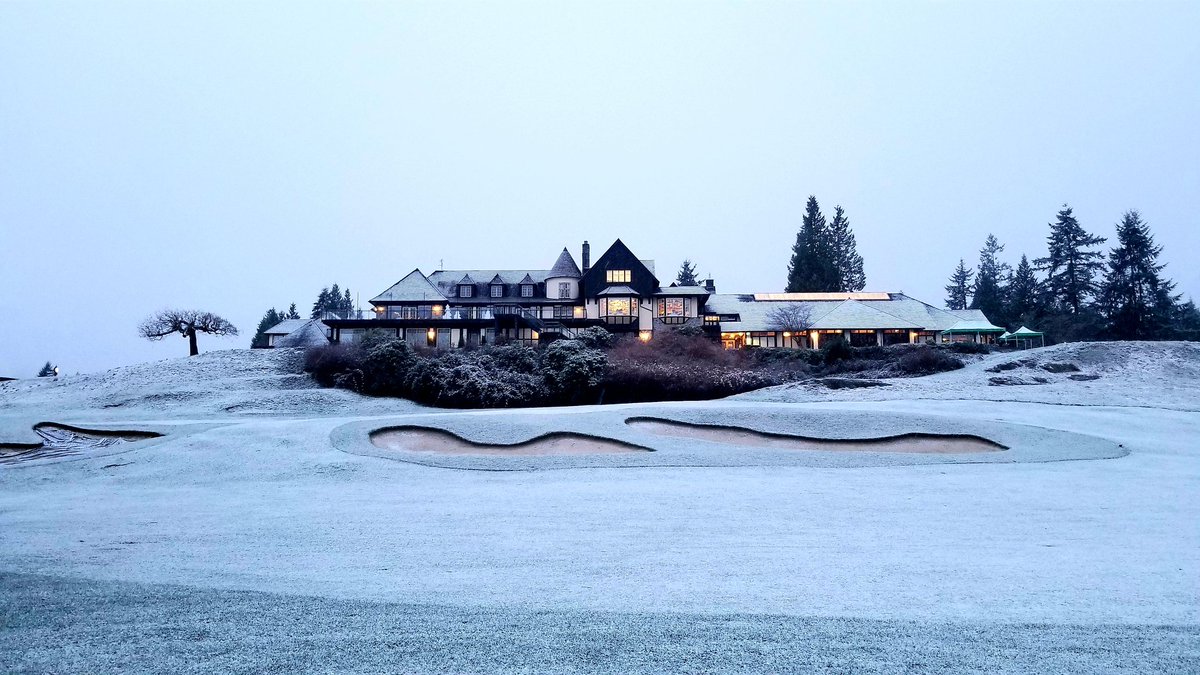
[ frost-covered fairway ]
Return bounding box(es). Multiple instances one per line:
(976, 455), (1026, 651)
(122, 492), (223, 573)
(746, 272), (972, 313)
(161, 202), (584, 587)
(1, 345), (1197, 672)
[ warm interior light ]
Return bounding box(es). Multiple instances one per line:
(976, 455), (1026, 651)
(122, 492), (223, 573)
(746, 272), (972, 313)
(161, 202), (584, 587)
(427, 328), (436, 338)
(573, 306), (585, 318)
(532, 331), (540, 340)
(783, 331), (791, 337)
(432, 305), (443, 316)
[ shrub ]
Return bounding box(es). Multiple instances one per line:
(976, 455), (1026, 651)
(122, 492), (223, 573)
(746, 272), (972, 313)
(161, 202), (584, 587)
(948, 342), (991, 355)
(821, 338), (853, 364)
(541, 340), (607, 402)
(894, 346), (964, 375)
(304, 343), (363, 387)
(573, 326), (616, 350)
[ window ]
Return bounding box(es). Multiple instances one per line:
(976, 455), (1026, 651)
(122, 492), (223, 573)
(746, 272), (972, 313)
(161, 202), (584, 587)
(558, 282), (571, 299)
(704, 314), (720, 325)
(657, 298), (685, 317)
(490, 284), (503, 298)
(459, 285), (474, 298)
(606, 269), (631, 283)
(520, 284), (534, 298)
(553, 305), (574, 319)
(605, 298), (631, 316)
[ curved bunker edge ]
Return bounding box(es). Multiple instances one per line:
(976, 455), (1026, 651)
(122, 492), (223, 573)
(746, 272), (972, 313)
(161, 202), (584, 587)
(330, 404), (1127, 471)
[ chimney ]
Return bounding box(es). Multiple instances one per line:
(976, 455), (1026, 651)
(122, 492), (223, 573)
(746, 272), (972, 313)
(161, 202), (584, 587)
(704, 278), (715, 292)
(582, 241), (590, 272)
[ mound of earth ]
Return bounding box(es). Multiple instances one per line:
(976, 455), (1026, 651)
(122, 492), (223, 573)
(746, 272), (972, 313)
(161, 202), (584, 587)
(734, 341), (1200, 410)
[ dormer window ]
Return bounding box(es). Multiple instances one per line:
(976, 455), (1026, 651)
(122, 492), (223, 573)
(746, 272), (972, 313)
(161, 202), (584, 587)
(520, 284), (534, 298)
(459, 285), (474, 298)
(490, 284), (504, 298)
(606, 269), (631, 283)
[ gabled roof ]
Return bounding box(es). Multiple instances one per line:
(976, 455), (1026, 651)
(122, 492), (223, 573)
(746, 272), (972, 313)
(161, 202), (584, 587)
(518, 273), (536, 284)
(548, 248), (582, 278)
(1011, 325), (1045, 336)
(370, 269), (447, 304)
(810, 300), (924, 330)
(488, 274), (505, 285)
(263, 318), (309, 335)
(275, 320), (330, 348)
(456, 273), (475, 285)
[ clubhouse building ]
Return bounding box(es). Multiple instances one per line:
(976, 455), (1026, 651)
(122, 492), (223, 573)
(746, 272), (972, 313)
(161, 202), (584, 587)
(304, 239), (1003, 349)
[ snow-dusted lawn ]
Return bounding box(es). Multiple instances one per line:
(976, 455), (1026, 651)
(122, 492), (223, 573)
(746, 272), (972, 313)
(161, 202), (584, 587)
(1, 344), (1197, 672)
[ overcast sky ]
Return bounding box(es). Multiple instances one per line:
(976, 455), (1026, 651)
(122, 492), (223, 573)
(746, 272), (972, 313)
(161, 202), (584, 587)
(2, 1), (1197, 376)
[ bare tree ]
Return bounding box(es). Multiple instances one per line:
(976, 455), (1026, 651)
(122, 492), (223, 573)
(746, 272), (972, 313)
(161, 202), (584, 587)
(139, 309), (239, 356)
(766, 303), (813, 348)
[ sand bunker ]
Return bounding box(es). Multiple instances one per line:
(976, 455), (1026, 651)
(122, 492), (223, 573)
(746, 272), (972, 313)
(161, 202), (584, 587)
(370, 427), (652, 456)
(627, 418), (1005, 454)
(0, 423), (160, 465)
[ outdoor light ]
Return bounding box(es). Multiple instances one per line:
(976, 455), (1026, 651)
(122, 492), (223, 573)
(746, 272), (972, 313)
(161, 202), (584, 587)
(639, 331), (652, 342)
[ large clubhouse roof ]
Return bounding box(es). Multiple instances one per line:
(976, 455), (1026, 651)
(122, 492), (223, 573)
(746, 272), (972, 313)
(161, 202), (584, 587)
(707, 292), (971, 333)
(370, 269), (448, 304)
(753, 292), (891, 301)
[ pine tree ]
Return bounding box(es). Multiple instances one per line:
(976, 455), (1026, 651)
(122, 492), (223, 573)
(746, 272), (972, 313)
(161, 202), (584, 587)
(343, 288), (354, 316)
(969, 234), (1011, 325)
(1098, 210), (1178, 339)
(1173, 299), (1200, 340)
(1005, 254), (1040, 327)
(675, 259), (699, 286)
(251, 308), (284, 348)
(311, 288), (330, 319)
(944, 259), (973, 310)
(786, 196), (838, 292)
(1035, 205), (1107, 315)
(829, 205), (866, 292)
(37, 361), (56, 377)
(287, 303), (300, 320)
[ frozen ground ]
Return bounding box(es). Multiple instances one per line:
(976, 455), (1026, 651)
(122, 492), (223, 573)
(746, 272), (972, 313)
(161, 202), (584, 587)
(1, 344), (1198, 673)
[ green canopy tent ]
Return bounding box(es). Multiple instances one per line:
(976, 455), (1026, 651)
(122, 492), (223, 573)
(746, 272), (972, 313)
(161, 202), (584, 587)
(1002, 325), (1045, 350)
(940, 319), (1007, 344)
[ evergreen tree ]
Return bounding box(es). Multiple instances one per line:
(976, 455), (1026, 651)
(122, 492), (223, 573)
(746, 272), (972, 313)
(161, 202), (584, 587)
(828, 205), (866, 292)
(969, 234), (1011, 325)
(786, 196), (838, 292)
(37, 361), (56, 377)
(1035, 205), (1107, 314)
(675, 259), (699, 286)
(944, 259), (973, 310)
(251, 307), (284, 348)
(1099, 210), (1178, 339)
(1005, 254), (1041, 327)
(311, 288), (330, 319)
(286, 303), (300, 320)
(311, 284), (354, 318)
(1173, 299), (1200, 340)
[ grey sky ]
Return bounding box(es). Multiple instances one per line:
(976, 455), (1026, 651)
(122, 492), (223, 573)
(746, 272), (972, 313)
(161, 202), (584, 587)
(2, 1), (1197, 375)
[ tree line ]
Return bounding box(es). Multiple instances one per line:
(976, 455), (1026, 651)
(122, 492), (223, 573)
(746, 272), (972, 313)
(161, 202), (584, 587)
(944, 205), (1199, 341)
(249, 284), (356, 348)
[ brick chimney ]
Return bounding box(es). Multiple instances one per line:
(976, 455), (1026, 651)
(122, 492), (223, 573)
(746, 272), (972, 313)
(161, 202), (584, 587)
(582, 241), (590, 272)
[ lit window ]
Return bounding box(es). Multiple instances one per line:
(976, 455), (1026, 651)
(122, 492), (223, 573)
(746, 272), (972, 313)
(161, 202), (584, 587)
(704, 315), (719, 325)
(490, 285), (503, 298)
(459, 285), (473, 298)
(606, 269), (631, 283)
(657, 298), (685, 317)
(606, 298), (631, 316)
(558, 282), (571, 299)
(521, 284), (534, 298)
(573, 306), (585, 318)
